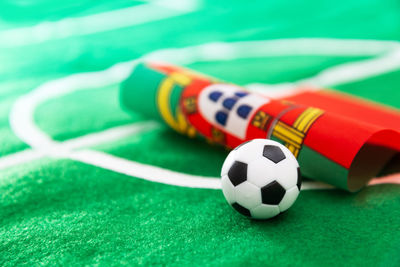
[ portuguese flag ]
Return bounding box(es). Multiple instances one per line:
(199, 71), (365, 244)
(121, 62), (400, 192)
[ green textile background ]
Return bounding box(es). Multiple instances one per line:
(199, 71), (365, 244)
(1, 0), (400, 266)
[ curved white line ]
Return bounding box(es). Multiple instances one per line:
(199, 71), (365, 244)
(248, 49), (400, 98)
(6, 38), (400, 190)
(9, 60), (139, 149)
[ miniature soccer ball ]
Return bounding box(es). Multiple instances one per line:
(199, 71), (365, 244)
(220, 139), (301, 220)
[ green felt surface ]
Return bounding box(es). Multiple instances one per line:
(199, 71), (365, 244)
(2, 160), (400, 266)
(35, 84), (137, 142)
(96, 128), (227, 177)
(188, 56), (374, 85)
(1, 0), (400, 266)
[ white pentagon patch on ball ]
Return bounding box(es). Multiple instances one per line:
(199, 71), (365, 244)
(220, 139), (301, 220)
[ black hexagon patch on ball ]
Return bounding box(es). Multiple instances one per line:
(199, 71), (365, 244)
(261, 181), (286, 205)
(263, 145), (286, 163)
(297, 167), (302, 190)
(231, 203), (251, 217)
(228, 161), (247, 186)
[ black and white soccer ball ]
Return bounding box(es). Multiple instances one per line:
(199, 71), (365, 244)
(221, 139), (301, 220)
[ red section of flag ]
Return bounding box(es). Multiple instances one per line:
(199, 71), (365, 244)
(285, 89), (400, 131)
(284, 89), (400, 168)
(303, 113), (380, 168)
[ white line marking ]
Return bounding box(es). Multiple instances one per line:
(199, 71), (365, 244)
(61, 121), (159, 152)
(69, 149), (222, 189)
(0, 149), (45, 170)
(5, 38), (400, 190)
(0, 0), (199, 47)
(304, 49), (400, 87)
(247, 49), (400, 98)
(144, 38), (400, 64)
(0, 122), (158, 170)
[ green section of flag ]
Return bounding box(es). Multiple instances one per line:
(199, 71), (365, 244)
(121, 63), (165, 121)
(297, 145), (349, 189)
(170, 83), (184, 118)
(121, 63), (186, 128)
(271, 136), (349, 189)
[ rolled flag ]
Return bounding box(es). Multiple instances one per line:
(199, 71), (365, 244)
(120, 62), (400, 192)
